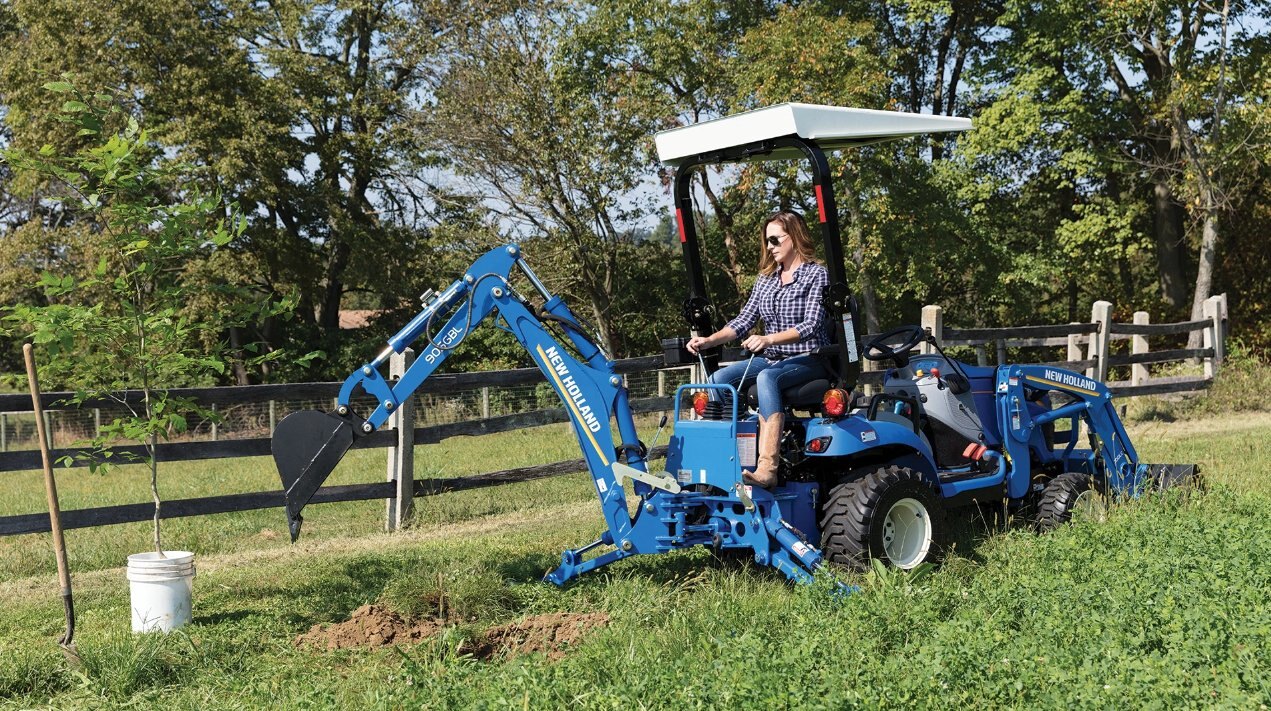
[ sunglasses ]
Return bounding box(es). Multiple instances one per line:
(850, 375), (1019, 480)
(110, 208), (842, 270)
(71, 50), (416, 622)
(765, 234), (788, 247)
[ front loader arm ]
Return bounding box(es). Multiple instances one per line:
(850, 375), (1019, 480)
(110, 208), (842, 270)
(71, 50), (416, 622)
(273, 244), (645, 542)
(997, 365), (1143, 496)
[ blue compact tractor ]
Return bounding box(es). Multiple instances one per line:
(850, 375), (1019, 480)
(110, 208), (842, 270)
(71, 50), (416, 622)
(273, 104), (1197, 587)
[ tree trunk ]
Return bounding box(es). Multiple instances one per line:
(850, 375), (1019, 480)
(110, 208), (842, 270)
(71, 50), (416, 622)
(1186, 0), (1230, 350)
(699, 170), (747, 296)
(1152, 180), (1188, 308)
(318, 239), (351, 331)
(227, 326), (251, 386)
(1188, 212), (1219, 349)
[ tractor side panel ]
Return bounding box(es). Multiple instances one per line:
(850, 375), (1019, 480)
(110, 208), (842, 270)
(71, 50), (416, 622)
(804, 416), (938, 482)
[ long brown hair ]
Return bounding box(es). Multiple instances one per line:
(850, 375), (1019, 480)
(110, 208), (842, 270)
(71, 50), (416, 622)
(757, 211), (818, 276)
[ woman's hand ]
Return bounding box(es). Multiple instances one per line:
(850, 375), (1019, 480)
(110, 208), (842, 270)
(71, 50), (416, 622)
(742, 334), (771, 353)
(686, 336), (711, 354)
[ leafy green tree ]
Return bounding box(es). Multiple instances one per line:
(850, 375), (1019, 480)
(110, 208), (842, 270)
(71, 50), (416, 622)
(1, 84), (287, 553)
(972, 0), (1268, 326)
(423, 0), (666, 356)
(0, 0), (450, 379)
(571, 0), (776, 308)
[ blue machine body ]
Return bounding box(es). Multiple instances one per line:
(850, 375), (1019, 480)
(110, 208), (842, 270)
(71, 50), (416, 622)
(276, 244), (1157, 591)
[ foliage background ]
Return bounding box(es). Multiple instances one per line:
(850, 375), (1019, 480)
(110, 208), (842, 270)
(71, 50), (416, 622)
(1, 0), (1268, 383)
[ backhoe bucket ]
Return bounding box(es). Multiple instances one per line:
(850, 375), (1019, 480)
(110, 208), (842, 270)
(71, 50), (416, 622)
(272, 410), (356, 542)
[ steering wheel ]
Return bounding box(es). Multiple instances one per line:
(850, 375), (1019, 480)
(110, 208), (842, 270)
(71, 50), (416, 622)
(863, 325), (928, 366)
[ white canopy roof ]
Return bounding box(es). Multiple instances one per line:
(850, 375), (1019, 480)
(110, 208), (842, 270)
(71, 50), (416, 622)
(654, 103), (972, 166)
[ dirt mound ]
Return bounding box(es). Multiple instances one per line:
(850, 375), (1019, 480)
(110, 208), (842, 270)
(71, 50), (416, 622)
(295, 604), (441, 650)
(469, 612), (610, 661)
(294, 607), (609, 661)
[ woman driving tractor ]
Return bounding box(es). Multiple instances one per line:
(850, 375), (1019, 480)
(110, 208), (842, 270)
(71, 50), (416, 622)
(686, 210), (830, 488)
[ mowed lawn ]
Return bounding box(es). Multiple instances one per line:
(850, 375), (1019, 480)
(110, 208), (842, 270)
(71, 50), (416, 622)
(0, 406), (1268, 709)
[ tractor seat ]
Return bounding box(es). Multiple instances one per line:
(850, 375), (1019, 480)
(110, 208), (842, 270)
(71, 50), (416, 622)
(744, 379), (832, 412)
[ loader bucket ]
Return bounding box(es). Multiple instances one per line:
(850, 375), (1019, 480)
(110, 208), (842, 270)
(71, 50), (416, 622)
(272, 410), (356, 542)
(1145, 463), (1203, 492)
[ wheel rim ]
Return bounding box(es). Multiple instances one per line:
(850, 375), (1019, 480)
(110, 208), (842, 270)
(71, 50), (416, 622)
(881, 497), (933, 569)
(1070, 489), (1107, 522)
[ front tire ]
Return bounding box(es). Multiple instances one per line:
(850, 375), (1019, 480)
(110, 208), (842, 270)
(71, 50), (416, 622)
(819, 465), (945, 571)
(1035, 472), (1107, 531)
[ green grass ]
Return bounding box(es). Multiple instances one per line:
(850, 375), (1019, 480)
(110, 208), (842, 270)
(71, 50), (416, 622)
(1, 400), (1269, 708)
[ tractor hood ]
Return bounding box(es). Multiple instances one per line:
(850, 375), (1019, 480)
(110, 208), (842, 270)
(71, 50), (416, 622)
(654, 103), (972, 166)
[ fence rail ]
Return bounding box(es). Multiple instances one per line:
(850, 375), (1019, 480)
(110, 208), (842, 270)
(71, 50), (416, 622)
(0, 294), (1228, 538)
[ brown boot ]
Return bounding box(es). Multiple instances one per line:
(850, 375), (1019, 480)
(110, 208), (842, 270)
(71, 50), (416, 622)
(745, 413), (783, 489)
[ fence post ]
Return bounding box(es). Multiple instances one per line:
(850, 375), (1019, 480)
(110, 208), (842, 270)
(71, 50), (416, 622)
(268, 400), (276, 433)
(657, 370), (666, 397)
(1131, 311), (1150, 386)
(975, 345), (988, 366)
(44, 411), (53, 449)
(1067, 323), (1084, 366)
(1203, 295), (1222, 379)
(210, 403), (219, 442)
(920, 305), (943, 355)
(860, 354), (878, 395)
(386, 348), (416, 532)
(481, 386), (491, 419)
(1, 413), (6, 452)
(995, 340), (1007, 366)
(1218, 292), (1229, 361)
(1086, 301), (1112, 382)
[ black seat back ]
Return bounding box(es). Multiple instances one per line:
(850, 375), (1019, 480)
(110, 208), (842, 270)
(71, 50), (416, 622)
(744, 379), (830, 413)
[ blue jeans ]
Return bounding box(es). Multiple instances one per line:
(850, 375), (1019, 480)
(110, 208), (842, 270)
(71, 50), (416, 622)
(708, 354), (829, 417)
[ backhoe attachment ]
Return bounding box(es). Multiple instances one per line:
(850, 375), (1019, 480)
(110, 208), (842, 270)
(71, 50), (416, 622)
(269, 243), (844, 591)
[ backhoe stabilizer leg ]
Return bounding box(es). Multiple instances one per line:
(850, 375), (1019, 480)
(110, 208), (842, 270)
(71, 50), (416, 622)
(543, 532), (631, 586)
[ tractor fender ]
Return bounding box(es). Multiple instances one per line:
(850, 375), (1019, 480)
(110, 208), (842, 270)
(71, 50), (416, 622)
(803, 416), (938, 484)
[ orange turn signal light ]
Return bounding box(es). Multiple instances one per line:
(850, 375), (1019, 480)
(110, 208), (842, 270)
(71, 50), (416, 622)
(692, 391), (709, 417)
(822, 388), (850, 417)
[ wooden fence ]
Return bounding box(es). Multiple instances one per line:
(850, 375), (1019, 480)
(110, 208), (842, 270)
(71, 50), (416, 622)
(0, 294), (1228, 537)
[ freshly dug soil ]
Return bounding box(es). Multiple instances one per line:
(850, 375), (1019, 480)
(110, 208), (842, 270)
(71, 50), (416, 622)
(295, 606), (609, 661)
(295, 604), (442, 650)
(469, 611), (610, 661)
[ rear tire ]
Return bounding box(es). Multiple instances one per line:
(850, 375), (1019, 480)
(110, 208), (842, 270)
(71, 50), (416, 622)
(819, 465), (945, 571)
(1035, 472), (1107, 531)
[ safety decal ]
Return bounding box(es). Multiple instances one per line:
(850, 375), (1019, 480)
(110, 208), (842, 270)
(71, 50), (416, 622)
(793, 542), (810, 557)
(677, 469), (692, 484)
(737, 432), (757, 467)
(595, 477), (608, 493)
(860, 430), (877, 442)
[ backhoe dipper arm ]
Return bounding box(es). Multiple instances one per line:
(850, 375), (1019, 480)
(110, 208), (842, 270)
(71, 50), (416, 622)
(274, 244), (643, 542)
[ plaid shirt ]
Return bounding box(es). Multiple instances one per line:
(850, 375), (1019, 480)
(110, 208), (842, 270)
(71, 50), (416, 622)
(726, 262), (830, 359)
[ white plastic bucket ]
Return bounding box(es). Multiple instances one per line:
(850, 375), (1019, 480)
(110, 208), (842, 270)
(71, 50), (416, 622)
(127, 551), (195, 632)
